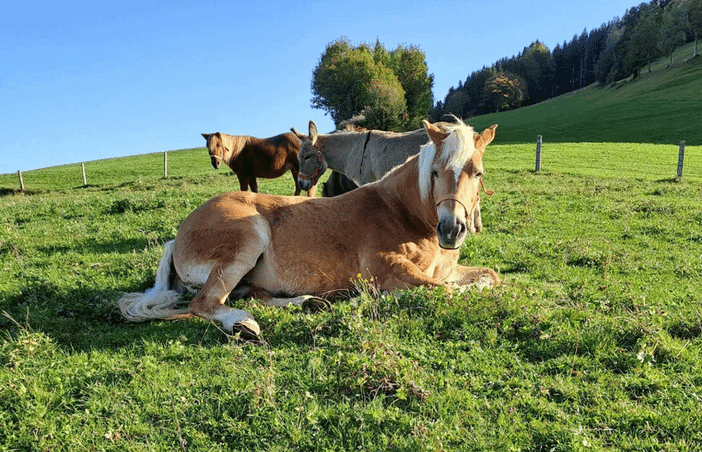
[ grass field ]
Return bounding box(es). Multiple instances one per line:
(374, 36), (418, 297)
(2, 145), (702, 450)
(1, 47), (701, 451)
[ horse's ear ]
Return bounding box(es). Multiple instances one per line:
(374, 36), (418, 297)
(308, 121), (319, 145)
(474, 124), (498, 151)
(422, 120), (450, 146)
(201, 133), (210, 140)
(291, 127), (307, 141)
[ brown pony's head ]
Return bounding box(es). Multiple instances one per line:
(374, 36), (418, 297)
(293, 121), (328, 191)
(419, 120), (497, 250)
(201, 133), (226, 169)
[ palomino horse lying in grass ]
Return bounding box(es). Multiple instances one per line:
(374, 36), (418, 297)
(120, 120), (499, 340)
(201, 131), (315, 196)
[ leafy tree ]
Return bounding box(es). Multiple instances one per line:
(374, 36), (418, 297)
(481, 70), (527, 113)
(311, 38), (433, 131)
(359, 79), (407, 131)
(388, 46), (435, 129)
(311, 39), (377, 125)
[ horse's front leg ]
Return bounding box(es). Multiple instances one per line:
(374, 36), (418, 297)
(236, 174), (249, 192)
(374, 252), (443, 290)
(442, 265), (500, 291)
(249, 178), (258, 193)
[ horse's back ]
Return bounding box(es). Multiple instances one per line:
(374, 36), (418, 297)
(242, 133), (300, 178)
(364, 129), (429, 182)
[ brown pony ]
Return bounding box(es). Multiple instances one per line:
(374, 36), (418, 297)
(201, 131), (315, 196)
(120, 120), (499, 340)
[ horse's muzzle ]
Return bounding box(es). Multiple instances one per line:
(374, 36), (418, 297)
(436, 217), (468, 250)
(211, 158), (221, 169)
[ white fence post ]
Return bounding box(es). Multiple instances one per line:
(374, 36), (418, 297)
(81, 163), (87, 187)
(535, 135), (542, 173)
(164, 151), (168, 179)
(17, 170), (25, 191)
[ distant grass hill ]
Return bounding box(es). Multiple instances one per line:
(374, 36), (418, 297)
(466, 42), (701, 146)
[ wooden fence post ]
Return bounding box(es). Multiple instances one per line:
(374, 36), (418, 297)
(535, 135), (542, 173)
(81, 163), (87, 187)
(677, 140), (685, 180)
(17, 170), (25, 191)
(164, 151), (168, 179)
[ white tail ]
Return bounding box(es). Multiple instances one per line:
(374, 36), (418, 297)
(118, 240), (189, 321)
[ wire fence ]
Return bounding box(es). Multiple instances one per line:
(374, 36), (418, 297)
(2, 139), (701, 193)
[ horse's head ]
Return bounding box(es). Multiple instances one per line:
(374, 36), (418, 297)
(419, 120), (497, 250)
(201, 132), (226, 169)
(293, 121), (328, 191)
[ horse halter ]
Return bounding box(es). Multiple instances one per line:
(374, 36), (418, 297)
(435, 178), (494, 217)
(435, 195), (470, 218)
(298, 150), (324, 183)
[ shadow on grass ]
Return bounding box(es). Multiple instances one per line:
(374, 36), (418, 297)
(0, 276), (237, 354)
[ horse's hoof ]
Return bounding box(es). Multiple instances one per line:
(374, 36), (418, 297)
(302, 296), (331, 312)
(232, 318), (261, 342)
(475, 271), (500, 290)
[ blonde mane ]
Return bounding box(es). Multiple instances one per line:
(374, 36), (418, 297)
(220, 134), (249, 160)
(417, 119), (476, 200)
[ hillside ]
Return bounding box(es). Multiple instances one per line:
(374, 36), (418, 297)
(466, 45), (702, 146)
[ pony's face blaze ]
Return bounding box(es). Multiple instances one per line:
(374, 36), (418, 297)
(203, 133), (225, 169)
(431, 155), (483, 250)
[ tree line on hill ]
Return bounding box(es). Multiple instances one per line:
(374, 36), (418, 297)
(433, 0), (702, 118)
(310, 0), (701, 132)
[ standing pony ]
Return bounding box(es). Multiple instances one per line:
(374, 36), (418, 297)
(202, 131), (315, 196)
(120, 120), (499, 340)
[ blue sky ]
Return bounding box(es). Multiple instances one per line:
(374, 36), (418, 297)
(0, 0), (637, 174)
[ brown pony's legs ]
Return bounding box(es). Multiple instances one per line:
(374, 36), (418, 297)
(236, 175), (250, 192)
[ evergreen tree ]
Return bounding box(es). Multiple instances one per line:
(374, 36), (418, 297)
(660, 0), (690, 66)
(624, 1), (664, 77)
(679, 0), (702, 57)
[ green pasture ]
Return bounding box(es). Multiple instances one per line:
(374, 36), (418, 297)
(1, 48), (701, 451)
(2, 139), (702, 450)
